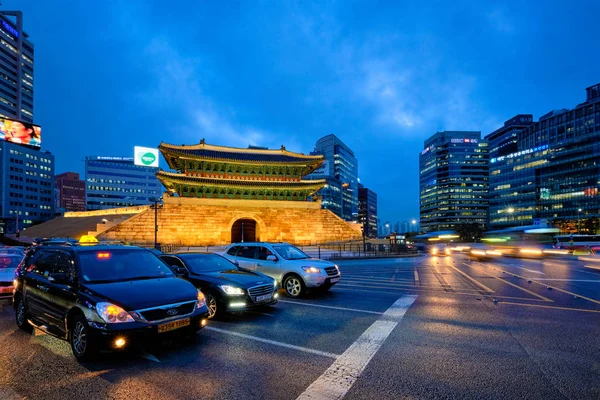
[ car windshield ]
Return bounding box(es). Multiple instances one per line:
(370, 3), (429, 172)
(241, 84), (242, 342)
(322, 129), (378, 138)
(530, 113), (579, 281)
(180, 254), (236, 273)
(78, 249), (174, 283)
(272, 244), (309, 260)
(0, 255), (21, 270)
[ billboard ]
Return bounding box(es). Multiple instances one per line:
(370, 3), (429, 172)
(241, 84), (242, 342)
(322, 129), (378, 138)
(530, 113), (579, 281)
(0, 117), (42, 148)
(134, 146), (159, 167)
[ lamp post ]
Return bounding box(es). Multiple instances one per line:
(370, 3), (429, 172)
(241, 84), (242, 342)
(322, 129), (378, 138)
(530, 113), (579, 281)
(150, 197), (163, 250)
(578, 208), (582, 234)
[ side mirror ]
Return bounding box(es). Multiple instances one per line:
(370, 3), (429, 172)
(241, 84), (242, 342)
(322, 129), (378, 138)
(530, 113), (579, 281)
(266, 255), (277, 262)
(49, 272), (70, 284)
(232, 260), (240, 267)
(174, 266), (188, 276)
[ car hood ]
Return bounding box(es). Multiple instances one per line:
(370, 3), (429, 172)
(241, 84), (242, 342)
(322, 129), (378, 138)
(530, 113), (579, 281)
(189, 269), (273, 288)
(84, 277), (198, 310)
(0, 268), (16, 283)
(282, 258), (336, 267)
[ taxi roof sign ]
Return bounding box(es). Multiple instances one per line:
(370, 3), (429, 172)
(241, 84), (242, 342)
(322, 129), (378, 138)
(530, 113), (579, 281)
(79, 235), (99, 244)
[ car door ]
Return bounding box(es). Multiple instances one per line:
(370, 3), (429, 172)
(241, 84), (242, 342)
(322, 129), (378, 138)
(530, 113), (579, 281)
(26, 250), (76, 336)
(43, 250), (78, 338)
(231, 246), (258, 270)
(255, 246), (281, 281)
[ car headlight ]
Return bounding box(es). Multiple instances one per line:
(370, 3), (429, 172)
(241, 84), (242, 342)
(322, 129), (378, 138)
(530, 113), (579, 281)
(220, 285), (245, 295)
(197, 290), (206, 308)
(302, 266), (321, 273)
(96, 302), (134, 323)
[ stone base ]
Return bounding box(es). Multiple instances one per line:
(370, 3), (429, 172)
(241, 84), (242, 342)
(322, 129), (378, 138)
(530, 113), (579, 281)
(99, 197), (362, 246)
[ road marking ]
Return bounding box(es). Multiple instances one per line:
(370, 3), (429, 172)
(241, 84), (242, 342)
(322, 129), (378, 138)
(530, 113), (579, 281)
(496, 269), (600, 306)
(468, 264), (552, 302)
(297, 295), (417, 400)
(522, 278), (600, 282)
(335, 282), (480, 292)
(414, 267), (419, 284)
(205, 326), (339, 359)
(278, 299), (384, 315)
(499, 302), (600, 313)
(449, 263), (494, 293)
(331, 286), (549, 301)
(513, 266), (545, 275)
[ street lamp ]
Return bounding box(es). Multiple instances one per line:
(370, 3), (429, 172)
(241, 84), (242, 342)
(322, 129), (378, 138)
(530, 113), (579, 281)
(150, 197), (163, 250)
(578, 208), (582, 234)
(507, 207), (515, 225)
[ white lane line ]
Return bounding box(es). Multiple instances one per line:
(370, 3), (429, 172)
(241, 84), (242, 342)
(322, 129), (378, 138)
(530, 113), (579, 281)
(278, 299), (384, 315)
(414, 267), (419, 283)
(523, 278), (600, 282)
(297, 295), (417, 400)
(205, 326), (339, 359)
(512, 266), (545, 275)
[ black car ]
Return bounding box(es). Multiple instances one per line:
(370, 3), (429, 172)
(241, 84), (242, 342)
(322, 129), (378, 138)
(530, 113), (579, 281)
(13, 243), (210, 361)
(159, 253), (278, 319)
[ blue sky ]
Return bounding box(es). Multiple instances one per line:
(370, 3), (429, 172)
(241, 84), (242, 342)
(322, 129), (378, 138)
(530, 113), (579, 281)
(4, 0), (600, 224)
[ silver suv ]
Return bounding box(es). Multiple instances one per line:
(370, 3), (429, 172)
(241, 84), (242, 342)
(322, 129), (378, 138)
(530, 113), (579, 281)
(222, 242), (341, 297)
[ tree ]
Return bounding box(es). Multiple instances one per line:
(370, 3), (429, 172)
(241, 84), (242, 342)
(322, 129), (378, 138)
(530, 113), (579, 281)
(454, 223), (485, 242)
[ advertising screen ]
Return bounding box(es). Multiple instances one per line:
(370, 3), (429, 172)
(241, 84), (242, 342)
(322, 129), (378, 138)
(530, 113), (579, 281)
(134, 146), (159, 167)
(0, 118), (42, 148)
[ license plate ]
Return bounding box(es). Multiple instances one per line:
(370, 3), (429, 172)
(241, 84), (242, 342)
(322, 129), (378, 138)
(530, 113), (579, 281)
(330, 277), (340, 283)
(255, 293), (272, 302)
(0, 287), (13, 293)
(158, 318), (190, 333)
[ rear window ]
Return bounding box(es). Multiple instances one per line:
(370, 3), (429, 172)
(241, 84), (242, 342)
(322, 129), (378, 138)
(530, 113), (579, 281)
(78, 249), (174, 283)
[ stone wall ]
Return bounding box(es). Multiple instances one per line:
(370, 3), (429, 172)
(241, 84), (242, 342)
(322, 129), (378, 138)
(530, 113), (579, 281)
(99, 197), (362, 245)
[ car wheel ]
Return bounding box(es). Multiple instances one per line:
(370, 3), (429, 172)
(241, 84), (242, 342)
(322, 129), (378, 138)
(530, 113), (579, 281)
(284, 275), (305, 297)
(70, 315), (97, 361)
(205, 292), (219, 319)
(14, 296), (32, 332)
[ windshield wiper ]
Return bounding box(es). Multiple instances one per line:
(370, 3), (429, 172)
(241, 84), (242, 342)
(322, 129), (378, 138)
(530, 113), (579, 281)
(127, 275), (167, 281)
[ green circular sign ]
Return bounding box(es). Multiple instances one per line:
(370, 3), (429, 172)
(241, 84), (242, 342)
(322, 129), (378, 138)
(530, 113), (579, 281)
(141, 152), (156, 165)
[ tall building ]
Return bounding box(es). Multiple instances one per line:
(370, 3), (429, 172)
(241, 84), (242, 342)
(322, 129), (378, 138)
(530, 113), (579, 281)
(85, 156), (162, 210)
(0, 141), (54, 233)
(486, 84), (600, 230)
(54, 172), (85, 212)
(0, 11), (51, 235)
(358, 183), (378, 238)
(0, 11), (34, 122)
(419, 131), (489, 233)
(307, 134), (358, 221)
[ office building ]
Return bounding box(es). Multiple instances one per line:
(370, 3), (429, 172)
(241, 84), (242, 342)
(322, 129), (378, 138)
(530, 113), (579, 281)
(419, 131), (489, 233)
(307, 134), (358, 221)
(54, 172), (85, 212)
(486, 84), (600, 230)
(358, 183), (378, 238)
(0, 11), (34, 122)
(0, 11), (52, 235)
(85, 156), (162, 210)
(0, 140), (54, 233)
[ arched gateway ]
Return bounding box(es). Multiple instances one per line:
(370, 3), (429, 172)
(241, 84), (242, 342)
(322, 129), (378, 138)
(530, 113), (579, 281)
(231, 218), (257, 243)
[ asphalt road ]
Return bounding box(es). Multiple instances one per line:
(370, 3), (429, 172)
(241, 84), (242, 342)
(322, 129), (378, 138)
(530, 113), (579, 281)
(0, 254), (599, 399)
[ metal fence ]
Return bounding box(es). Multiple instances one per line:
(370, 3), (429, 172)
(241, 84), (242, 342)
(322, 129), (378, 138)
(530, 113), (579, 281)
(160, 242), (418, 260)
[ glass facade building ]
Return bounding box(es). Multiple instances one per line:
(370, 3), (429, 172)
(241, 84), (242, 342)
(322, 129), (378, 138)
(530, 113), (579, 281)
(307, 134), (358, 221)
(487, 84), (600, 230)
(419, 131), (488, 233)
(85, 156), (161, 210)
(358, 183), (378, 238)
(0, 12), (34, 122)
(0, 140), (54, 233)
